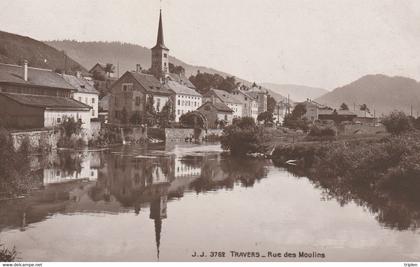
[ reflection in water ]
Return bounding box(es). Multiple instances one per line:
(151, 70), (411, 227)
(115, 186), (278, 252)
(281, 163), (420, 231)
(0, 144), (268, 260)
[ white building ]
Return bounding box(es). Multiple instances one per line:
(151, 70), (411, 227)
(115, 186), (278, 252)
(62, 73), (99, 119)
(166, 80), (202, 122)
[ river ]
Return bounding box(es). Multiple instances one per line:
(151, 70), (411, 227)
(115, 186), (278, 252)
(0, 143), (419, 261)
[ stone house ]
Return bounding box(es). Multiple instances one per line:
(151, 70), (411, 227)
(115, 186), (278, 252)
(108, 71), (173, 124)
(203, 89), (243, 119)
(197, 101), (234, 128)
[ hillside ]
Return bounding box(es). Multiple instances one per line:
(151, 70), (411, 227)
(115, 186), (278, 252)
(316, 74), (420, 116)
(45, 40), (237, 81)
(45, 40), (288, 100)
(261, 83), (327, 102)
(0, 31), (86, 73)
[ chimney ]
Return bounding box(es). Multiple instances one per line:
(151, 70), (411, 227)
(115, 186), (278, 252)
(136, 64), (142, 72)
(75, 71), (82, 79)
(23, 60), (28, 82)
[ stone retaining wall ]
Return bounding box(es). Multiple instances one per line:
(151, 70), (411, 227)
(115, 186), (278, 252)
(10, 128), (59, 151)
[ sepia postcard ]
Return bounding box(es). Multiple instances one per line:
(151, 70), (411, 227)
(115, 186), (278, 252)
(0, 1), (419, 266)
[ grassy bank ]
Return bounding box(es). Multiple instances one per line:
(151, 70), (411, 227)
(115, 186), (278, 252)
(272, 131), (420, 229)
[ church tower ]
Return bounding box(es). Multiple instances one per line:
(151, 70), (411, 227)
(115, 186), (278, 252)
(151, 9), (169, 80)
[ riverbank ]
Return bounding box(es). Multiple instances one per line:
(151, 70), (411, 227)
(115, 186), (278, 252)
(271, 131), (420, 229)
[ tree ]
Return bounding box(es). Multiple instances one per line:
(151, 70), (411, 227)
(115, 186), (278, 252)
(220, 117), (262, 156)
(291, 103), (307, 119)
(158, 100), (175, 128)
(360, 104), (369, 112)
(169, 63), (185, 75)
(61, 117), (82, 138)
(257, 111), (274, 125)
(340, 102), (349, 110)
(144, 95), (157, 127)
(381, 111), (412, 135)
(104, 63), (115, 77)
(267, 95), (277, 113)
(189, 72), (238, 94)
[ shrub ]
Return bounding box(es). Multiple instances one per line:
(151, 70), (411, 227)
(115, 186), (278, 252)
(308, 125), (336, 137)
(0, 244), (17, 262)
(381, 111), (412, 135)
(220, 117), (262, 156)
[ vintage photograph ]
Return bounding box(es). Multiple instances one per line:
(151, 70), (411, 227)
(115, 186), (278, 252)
(0, 0), (420, 265)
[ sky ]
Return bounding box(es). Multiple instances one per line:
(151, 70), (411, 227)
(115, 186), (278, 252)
(1, 0), (420, 90)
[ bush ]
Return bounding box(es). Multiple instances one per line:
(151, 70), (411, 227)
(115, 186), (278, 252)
(381, 111), (412, 135)
(221, 117), (263, 156)
(0, 244), (17, 262)
(308, 125), (336, 137)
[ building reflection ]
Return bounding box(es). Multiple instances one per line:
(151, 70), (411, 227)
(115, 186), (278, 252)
(0, 146), (269, 259)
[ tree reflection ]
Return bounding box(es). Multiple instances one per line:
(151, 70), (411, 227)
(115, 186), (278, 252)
(280, 163), (420, 231)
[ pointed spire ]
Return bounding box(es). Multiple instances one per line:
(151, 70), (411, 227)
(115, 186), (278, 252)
(153, 9), (169, 50)
(154, 218), (162, 261)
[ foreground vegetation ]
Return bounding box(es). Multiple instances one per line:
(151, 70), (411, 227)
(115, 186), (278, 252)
(0, 244), (17, 261)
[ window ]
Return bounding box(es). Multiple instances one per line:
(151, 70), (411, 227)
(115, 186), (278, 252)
(135, 96), (141, 106)
(92, 98), (95, 103)
(164, 53), (168, 58)
(122, 83), (133, 92)
(177, 110), (180, 115)
(224, 114), (228, 120)
(178, 99), (180, 105)
(92, 110), (95, 116)
(57, 117), (61, 123)
(78, 97), (82, 102)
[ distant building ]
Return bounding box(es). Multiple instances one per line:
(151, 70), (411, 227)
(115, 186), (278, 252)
(318, 109), (357, 123)
(246, 86), (268, 115)
(166, 80), (202, 122)
(197, 101), (234, 128)
(108, 71), (172, 124)
(300, 99), (330, 122)
(0, 62), (91, 131)
(89, 63), (114, 79)
(232, 89), (259, 121)
(62, 73), (99, 119)
(203, 89), (243, 119)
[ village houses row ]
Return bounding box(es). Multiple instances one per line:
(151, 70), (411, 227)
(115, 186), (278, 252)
(0, 9), (268, 140)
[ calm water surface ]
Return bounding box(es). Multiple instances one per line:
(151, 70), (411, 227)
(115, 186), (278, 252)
(0, 143), (419, 261)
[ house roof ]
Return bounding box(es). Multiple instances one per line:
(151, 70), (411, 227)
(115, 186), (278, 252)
(62, 74), (98, 94)
(128, 72), (172, 96)
(207, 89), (243, 105)
(0, 63), (75, 90)
(89, 63), (106, 73)
(318, 109), (357, 116)
(199, 101), (233, 113)
(166, 80), (201, 97)
(167, 73), (196, 89)
(0, 92), (91, 111)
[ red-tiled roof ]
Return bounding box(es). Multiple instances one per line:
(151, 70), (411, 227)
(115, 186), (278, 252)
(0, 92), (91, 110)
(0, 63), (75, 90)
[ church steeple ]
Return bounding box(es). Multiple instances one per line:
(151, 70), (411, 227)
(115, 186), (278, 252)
(151, 9), (169, 79)
(153, 10), (168, 50)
